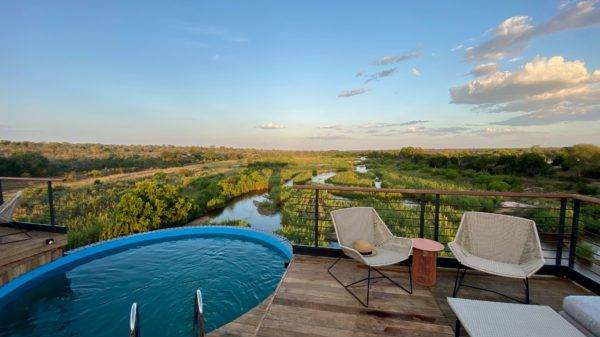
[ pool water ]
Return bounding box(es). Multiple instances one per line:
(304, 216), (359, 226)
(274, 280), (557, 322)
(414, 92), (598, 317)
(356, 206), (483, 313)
(0, 236), (286, 337)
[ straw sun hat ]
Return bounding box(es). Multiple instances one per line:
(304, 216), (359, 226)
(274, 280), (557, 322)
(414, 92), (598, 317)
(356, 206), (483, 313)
(352, 239), (375, 256)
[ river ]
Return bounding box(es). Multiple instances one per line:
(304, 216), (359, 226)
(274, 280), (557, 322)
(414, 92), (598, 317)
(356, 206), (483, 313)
(195, 164), (410, 235)
(200, 171), (338, 234)
(355, 164), (381, 188)
(207, 193), (282, 233)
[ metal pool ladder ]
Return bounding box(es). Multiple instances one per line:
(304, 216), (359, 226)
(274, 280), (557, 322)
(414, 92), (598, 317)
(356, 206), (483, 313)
(194, 289), (205, 337)
(129, 302), (140, 337)
(128, 289), (204, 337)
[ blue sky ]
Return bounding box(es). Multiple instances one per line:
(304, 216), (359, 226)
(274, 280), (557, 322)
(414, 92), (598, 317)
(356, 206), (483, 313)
(1, 1), (599, 149)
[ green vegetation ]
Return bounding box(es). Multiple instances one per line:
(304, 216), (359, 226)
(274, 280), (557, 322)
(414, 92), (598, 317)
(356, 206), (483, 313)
(3, 140), (599, 250)
(102, 178), (196, 239)
(326, 170), (373, 187)
(576, 242), (596, 263)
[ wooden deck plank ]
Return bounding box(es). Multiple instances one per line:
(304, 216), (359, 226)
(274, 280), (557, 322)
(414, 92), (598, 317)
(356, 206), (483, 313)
(209, 296), (273, 337)
(0, 225), (68, 285)
(213, 254), (593, 337)
(255, 256), (453, 337)
(0, 226), (67, 264)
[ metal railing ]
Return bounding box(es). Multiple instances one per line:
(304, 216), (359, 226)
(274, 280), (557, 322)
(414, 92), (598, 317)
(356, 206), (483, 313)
(0, 177), (64, 228)
(282, 185), (600, 293)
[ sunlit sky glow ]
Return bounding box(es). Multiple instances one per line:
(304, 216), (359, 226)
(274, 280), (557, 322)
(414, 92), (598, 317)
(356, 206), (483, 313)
(1, 1), (599, 150)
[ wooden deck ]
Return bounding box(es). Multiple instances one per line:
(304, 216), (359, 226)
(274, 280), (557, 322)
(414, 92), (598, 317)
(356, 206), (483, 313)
(210, 255), (593, 337)
(0, 225), (67, 285)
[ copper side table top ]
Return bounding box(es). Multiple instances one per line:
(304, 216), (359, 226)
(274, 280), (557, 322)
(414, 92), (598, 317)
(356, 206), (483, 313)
(411, 238), (444, 252)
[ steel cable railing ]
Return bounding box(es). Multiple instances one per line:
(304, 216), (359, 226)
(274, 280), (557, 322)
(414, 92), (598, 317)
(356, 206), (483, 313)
(279, 185), (600, 292)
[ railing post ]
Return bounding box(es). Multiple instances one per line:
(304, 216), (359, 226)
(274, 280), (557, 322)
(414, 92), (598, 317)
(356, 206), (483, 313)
(555, 198), (567, 266)
(314, 189), (319, 247)
(47, 180), (56, 226)
(568, 199), (581, 268)
(433, 194), (440, 241)
(0, 179), (4, 205)
(419, 196), (426, 238)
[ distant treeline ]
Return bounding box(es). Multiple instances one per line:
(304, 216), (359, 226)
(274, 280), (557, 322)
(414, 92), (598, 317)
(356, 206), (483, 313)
(0, 141), (253, 177)
(0, 140), (346, 178)
(364, 144), (600, 178)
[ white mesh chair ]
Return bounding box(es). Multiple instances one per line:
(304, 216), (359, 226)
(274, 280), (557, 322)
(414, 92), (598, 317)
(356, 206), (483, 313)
(329, 207), (413, 307)
(448, 211), (545, 304)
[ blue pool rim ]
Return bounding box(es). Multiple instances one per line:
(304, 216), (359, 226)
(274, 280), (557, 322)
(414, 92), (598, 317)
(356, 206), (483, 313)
(0, 226), (293, 308)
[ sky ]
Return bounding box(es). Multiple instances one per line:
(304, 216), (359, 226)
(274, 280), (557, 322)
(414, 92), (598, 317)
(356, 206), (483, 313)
(1, 0), (599, 150)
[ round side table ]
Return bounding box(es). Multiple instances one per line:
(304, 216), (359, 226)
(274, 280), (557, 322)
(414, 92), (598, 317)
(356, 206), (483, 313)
(411, 238), (444, 286)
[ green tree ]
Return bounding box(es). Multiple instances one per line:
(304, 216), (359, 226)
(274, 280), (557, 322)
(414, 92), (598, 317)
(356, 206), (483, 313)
(0, 151), (50, 177)
(564, 144), (600, 178)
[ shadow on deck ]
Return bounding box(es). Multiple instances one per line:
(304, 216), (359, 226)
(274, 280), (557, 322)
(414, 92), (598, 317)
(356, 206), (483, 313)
(211, 255), (592, 337)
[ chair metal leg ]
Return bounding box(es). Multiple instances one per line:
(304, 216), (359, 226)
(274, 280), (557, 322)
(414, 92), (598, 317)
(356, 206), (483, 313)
(452, 268), (466, 297)
(372, 266), (413, 295)
(455, 318), (461, 337)
(452, 265), (532, 304)
(328, 258), (412, 307)
(524, 277), (530, 304)
(366, 267), (371, 306)
(452, 268), (461, 297)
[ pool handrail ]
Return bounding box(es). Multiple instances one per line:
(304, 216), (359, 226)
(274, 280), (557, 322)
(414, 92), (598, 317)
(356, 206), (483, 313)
(194, 289), (204, 337)
(129, 302), (139, 337)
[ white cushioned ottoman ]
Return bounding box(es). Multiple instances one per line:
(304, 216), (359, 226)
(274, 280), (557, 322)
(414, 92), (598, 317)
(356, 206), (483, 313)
(560, 296), (600, 337)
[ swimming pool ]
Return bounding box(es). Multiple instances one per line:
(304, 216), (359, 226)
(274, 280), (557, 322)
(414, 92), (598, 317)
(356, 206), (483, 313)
(0, 226), (292, 337)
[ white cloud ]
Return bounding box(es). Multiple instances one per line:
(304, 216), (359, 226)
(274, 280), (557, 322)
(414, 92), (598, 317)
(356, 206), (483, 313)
(306, 134), (353, 140)
(469, 63), (501, 77)
(257, 122), (285, 130)
(358, 120), (429, 129)
(365, 68), (398, 82)
(466, 1), (600, 62)
(495, 104), (600, 125)
(411, 68), (421, 76)
(451, 44), (464, 51)
(451, 55), (600, 125)
(401, 120), (430, 126)
(374, 50), (420, 65)
(466, 16), (534, 62)
(318, 124), (344, 130)
(356, 70), (364, 77)
(452, 56), (598, 104)
(338, 88), (369, 97)
(406, 126), (470, 135)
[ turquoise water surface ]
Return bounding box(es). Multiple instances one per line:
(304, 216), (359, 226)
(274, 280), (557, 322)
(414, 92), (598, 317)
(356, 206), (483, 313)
(0, 236), (286, 337)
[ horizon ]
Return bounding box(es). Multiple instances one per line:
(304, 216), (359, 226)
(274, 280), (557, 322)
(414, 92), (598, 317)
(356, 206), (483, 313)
(2, 1), (600, 150)
(0, 138), (577, 153)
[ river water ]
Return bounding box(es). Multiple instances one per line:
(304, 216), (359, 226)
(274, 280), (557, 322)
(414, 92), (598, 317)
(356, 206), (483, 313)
(198, 165), (399, 235)
(202, 171), (337, 234)
(208, 193), (282, 233)
(355, 164), (381, 188)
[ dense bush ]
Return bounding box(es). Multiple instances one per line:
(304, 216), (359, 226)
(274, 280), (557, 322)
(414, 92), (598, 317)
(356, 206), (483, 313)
(562, 144), (600, 178)
(0, 152), (50, 177)
(102, 178), (195, 239)
(326, 170), (373, 187)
